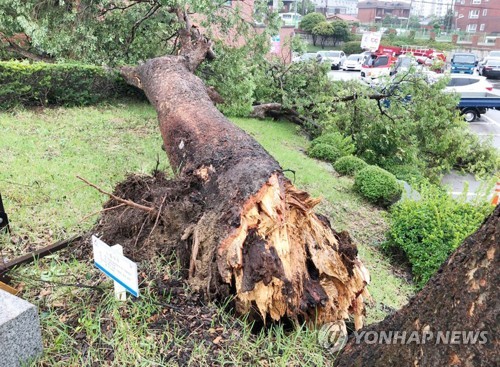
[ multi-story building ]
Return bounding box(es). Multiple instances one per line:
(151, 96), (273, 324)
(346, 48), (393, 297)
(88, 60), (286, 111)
(357, 1), (411, 23)
(412, 0), (454, 18)
(454, 0), (500, 33)
(313, 0), (360, 16)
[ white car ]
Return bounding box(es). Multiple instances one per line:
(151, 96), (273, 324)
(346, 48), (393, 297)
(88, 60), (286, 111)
(444, 74), (493, 93)
(342, 54), (365, 71)
(292, 52), (318, 63)
(317, 50), (346, 70)
(478, 50), (500, 71)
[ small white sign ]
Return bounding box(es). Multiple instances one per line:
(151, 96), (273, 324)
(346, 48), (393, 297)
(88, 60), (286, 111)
(92, 235), (139, 297)
(361, 31), (382, 52)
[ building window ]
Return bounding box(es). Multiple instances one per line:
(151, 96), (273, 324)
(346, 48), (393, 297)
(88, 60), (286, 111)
(467, 24), (477, 33)
(472, 0), (481, 4)
(469, 9), (479, 19)
(483, 9), (487, 16)
(480, 24), (485, 31)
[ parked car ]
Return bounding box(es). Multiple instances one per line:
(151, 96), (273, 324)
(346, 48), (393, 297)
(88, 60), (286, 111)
(444, 75), (493, 93)
(478, 50), (500, 70)
(292, 52), (318, 63)
(317, 50), (346, 70)
(450, 53), (477, 74)
(478, 59), (500, 79)
(342, 54), (365, 71)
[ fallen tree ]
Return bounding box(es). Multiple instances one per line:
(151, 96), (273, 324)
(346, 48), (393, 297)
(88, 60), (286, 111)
(335, 204), (499, 366)
(94, 8), (372, 327)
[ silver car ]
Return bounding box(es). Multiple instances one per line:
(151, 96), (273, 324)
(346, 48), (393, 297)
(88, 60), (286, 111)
(316, 50), (346, 70)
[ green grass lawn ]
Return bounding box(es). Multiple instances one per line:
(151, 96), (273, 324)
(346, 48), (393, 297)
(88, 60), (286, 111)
(0, 103), (413, 366)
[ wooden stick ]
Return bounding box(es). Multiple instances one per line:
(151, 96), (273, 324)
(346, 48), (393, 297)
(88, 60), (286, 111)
(0, 235), (81, 274)
(76, 176), (155, 214)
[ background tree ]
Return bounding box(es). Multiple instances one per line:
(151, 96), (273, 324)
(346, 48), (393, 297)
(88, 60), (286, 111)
(312, 21), (334, 48)
(443, 8), (454, 32)
(297, 0), (315, 15)
(382, 15), (400, 28)
(408, 15), (421, 30)
(331, 20), (351, 46)
(299, 12), (326, 32)
(299, 12), (326, 46)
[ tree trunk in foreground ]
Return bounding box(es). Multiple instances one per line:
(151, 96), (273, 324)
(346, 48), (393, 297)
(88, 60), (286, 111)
(336, 205), (499, 366)
(119, 51), (369, 325)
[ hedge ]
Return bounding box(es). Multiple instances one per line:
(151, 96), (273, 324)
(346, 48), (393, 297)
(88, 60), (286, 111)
(0, 61), (140, 108)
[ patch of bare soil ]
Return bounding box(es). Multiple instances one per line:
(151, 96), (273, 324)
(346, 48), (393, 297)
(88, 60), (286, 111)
(75, 172), (204, 273)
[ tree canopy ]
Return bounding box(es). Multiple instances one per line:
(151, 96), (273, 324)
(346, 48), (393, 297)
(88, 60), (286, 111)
(312, 20), (350, 48)
(0, 0), (274, 66)
(299, 12), (325, 33)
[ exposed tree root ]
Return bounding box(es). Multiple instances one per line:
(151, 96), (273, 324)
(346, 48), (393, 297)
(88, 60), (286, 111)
(91, 172), (369, 328)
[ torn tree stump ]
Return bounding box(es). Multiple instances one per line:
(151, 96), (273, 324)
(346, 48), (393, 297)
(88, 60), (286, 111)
(114, 28), (369, 326)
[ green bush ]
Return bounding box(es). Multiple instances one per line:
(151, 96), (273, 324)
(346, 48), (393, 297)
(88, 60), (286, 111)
(354, 166), (402, 206)
(341, 41), (363, 55)
(382, 163), (425, 184)
(0, 61), (137, 108)
(383, 184), (492, 288)
(334, 155), (368, 176)
(307, 132), (355, 163)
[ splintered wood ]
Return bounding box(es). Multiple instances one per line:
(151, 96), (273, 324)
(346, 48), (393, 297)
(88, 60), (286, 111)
(218, 174), (370, 328)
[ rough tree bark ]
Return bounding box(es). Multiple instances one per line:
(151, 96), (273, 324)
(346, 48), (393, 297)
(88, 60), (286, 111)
(335, 205), (499, 366)
(115, 12), (369, 327)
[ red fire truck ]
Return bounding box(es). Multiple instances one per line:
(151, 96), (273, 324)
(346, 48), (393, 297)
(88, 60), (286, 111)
(361, 45), (446, 82)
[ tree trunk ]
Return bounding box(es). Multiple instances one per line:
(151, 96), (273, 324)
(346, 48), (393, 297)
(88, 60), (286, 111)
(118, 45), (369, 326)
(335, 205), (499, 366)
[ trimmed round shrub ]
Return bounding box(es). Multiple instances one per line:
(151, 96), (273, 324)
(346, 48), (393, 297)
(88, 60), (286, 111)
(308, 143), (340, 163)
(354, 166), (402, 206)
(307, 132), (355, 163)
(334, 155), (368, 176)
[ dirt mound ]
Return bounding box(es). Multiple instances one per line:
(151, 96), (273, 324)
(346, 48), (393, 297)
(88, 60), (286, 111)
(81, 172), (204, 276)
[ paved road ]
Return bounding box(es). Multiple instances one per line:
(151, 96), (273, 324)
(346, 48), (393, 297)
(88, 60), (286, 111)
(327, 70), (500, 198)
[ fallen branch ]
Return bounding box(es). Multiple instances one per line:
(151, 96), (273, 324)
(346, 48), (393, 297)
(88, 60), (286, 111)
(250, 103), (322, 134)
(77, 176), (156, 214)
(334, 93), (388, 103)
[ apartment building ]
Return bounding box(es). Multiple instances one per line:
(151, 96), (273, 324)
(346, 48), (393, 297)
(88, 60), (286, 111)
(454, 0), (500, 33)
(357, 1), (411, 23)
(313, 0), (360, 16)
(412, 0), (454, 18)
